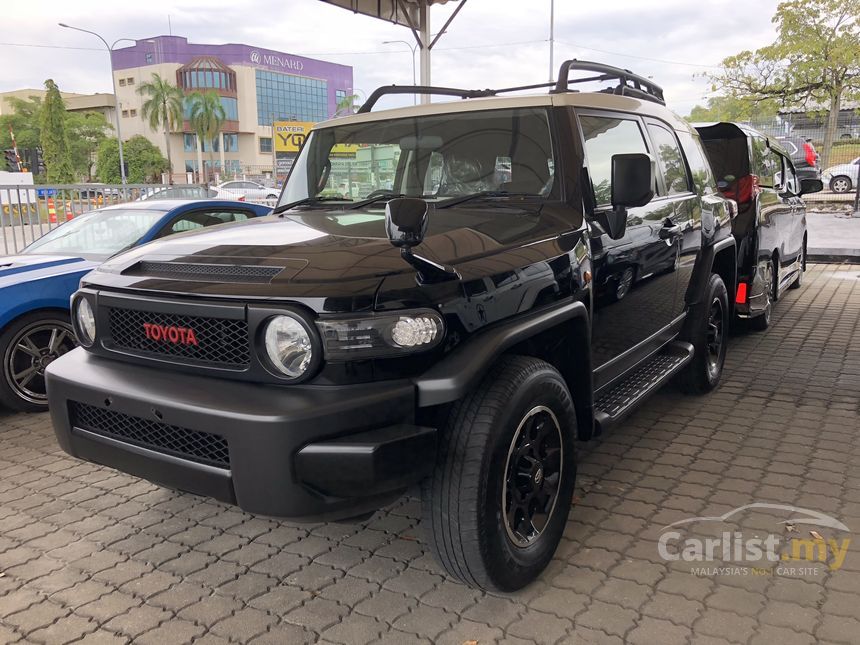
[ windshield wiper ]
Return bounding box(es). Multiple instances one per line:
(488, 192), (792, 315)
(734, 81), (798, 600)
(347, 192), (406, 210)
(435, 191), (543, 209)
(272, 196), (352, 214)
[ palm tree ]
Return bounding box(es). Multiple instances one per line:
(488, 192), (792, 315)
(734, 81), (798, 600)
(137, 74), (184, 180)
(335, 93), (362, 117)
(187, 90), (226, 182)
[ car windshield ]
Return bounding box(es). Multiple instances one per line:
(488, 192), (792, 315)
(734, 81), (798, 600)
(23, 208), (166, 258)
(278, 107), (557, 208)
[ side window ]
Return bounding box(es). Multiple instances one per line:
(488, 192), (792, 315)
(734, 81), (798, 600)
(751, 137), (780, 188)
(677, 130), (717, 195)
(166, 210), (247, 235)
(783, 157), (799, 195)
(580, 115), (649, 207)
(646, 124), (690, 196)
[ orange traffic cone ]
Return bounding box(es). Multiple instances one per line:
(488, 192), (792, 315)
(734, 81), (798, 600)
(47, 197), (57, 223)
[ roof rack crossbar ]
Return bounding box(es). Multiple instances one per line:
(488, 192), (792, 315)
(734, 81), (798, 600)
(357, 81), (559, 113)
(553, 60), (665, 105)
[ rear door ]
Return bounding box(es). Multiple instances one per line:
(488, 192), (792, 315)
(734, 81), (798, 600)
(644, 120), (702, 320)
(577, 111), (679, 388)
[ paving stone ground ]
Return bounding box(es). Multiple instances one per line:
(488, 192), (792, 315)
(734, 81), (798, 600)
(1, 263), (859, 645)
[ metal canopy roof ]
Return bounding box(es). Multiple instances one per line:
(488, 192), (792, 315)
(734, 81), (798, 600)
(319, 0), (457, 28)
(319, 0), (467, 99)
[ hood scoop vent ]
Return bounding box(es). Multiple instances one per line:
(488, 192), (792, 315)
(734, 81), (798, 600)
(127, 261), (284, 284)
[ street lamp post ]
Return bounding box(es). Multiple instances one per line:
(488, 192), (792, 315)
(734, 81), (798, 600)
(59, 23), (134, 186)
(383, 40), (418, 103)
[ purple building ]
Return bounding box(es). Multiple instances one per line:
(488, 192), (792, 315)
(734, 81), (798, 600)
(110, 36), (353, 179)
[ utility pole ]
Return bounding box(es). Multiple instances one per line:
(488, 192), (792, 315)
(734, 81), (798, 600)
(59, 24), (134, 185)
(271, 112), (277, 183)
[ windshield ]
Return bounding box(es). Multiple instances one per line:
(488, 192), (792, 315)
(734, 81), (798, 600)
(24, 208), (166, 258)
(278, 107), (557, 208)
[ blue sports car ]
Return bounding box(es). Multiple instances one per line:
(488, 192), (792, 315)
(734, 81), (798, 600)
(0, 199), (272, 411)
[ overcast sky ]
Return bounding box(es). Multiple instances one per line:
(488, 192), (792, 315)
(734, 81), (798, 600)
(2, 0), (782, 116)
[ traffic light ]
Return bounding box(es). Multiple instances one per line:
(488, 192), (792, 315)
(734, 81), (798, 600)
(21, 148), (45, 175)
(3, 149), (18, 172)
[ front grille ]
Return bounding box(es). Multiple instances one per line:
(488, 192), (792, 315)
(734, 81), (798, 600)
(107, 307), (250, 368)
(132, 261), (282, 284)
(71, 401), (230, 468)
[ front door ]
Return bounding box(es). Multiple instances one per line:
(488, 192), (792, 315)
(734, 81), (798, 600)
(577, 111), (679, 389)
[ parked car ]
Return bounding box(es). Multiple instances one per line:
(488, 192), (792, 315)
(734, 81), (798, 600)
(696, 122), (822, 330)
(822, 157), (860, 193)
(46, 61), (738, 591)
(213, 180), (279, 201)
(0, 200), (271, 412)
(776, 135), (821, 182)
(138, 186), (218, 201)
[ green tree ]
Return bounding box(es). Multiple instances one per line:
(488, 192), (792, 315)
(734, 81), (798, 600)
(137, 73), (184, 178)
(67, 111), (110, 180)
(687, 95), (777, 123)
(335, 93), (361, 117)
(0, 95), (42, 150)
(38, 79), (74, 182)
(708, 0), (860, 167)
(96, 135), (168, 183)
(187, 91), (225, 180)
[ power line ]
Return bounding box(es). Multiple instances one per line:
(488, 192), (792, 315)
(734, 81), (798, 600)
(0, 42), (102, 52)
(554, 39), (722, 70)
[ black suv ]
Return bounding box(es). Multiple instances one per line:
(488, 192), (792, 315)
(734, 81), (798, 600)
(696, 123), (822, 330)
(47, 62), (737, 591)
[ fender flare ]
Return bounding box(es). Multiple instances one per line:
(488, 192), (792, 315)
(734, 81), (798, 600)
(414, 300), (590, 407)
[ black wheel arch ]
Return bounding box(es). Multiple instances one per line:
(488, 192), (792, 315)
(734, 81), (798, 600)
(414, 299), (594, 441)
(681, 236), (736, 338)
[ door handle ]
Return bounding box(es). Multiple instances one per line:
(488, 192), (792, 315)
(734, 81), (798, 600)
(659, 224), (682, 239)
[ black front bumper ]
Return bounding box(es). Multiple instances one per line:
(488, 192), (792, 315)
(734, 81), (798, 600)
(46, 349), (435, 521)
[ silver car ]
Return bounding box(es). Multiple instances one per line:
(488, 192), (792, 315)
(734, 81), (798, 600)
(213, 180), (279, 201)
(822, 157), (860, 193)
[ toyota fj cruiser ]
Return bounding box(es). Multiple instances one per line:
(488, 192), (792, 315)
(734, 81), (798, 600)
(46, 61), (737, 591)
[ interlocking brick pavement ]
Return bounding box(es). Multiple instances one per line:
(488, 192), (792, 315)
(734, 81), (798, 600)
(1, 263), (859, 644)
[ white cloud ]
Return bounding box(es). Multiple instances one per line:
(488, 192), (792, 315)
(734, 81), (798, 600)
(2, 0), (781, 115)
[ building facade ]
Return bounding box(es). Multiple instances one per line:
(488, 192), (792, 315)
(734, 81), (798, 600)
(110, 36), (353, 180)
(0, 89), (115, 122)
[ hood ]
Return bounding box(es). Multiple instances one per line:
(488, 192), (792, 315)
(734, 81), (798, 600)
(86, 205), (578, 307)
(0, 254), (99, 289)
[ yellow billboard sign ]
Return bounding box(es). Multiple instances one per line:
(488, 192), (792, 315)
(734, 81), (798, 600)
(274, 121), (313, 153)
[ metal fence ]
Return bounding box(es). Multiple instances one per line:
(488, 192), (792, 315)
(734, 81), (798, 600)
(0, 183), (278, 255)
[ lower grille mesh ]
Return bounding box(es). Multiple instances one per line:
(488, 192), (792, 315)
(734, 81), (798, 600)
(71, 402), (230, 468)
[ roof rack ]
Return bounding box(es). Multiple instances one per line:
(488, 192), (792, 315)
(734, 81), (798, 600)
(357, 59), (665, 113)
(553, 60), (665, 105)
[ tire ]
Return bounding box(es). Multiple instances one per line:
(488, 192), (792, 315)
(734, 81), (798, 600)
(789, 241), (805, 289)
(679, 274), (728, 394)
(830, 176), (852, 193)
(750, 260), (776, 331)
(422, 355), (577, 591)
(0, 311), (76, 412)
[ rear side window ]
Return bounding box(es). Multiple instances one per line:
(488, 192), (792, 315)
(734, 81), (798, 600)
(751, 137), (780, 188)
(677, 131), (717, 195)
(580, 115), (648, 206)
(647, 124), (690, 196)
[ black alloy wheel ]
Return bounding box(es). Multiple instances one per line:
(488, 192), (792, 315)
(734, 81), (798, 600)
(1, 315), (76, 412)
(503, 405), (564, 547)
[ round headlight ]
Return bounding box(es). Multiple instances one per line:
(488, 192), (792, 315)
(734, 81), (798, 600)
(75, 297), (96, 347)
(263, 315), (313, 378)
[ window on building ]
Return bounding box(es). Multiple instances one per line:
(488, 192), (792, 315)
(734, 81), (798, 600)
(118, 78), (126, 87)
(223, 133), (239, 152)
(145, 53), (153, 64)
(259, 137), (273, 154)
(255, 69), (328, 126)
(126, 77), (134, 85)
(184, 133), (197, 152)
(121, 110), (129, 118)
(129, 109), (137, 118)
(221, 97), (238, 121)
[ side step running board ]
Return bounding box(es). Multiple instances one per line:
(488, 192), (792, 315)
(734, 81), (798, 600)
(594, 341), (694, 434)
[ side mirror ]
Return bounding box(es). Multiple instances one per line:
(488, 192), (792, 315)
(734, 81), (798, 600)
(598, 153), (655, 240)
(799, 177), (823, 195)
(385, 198), (428, 248)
